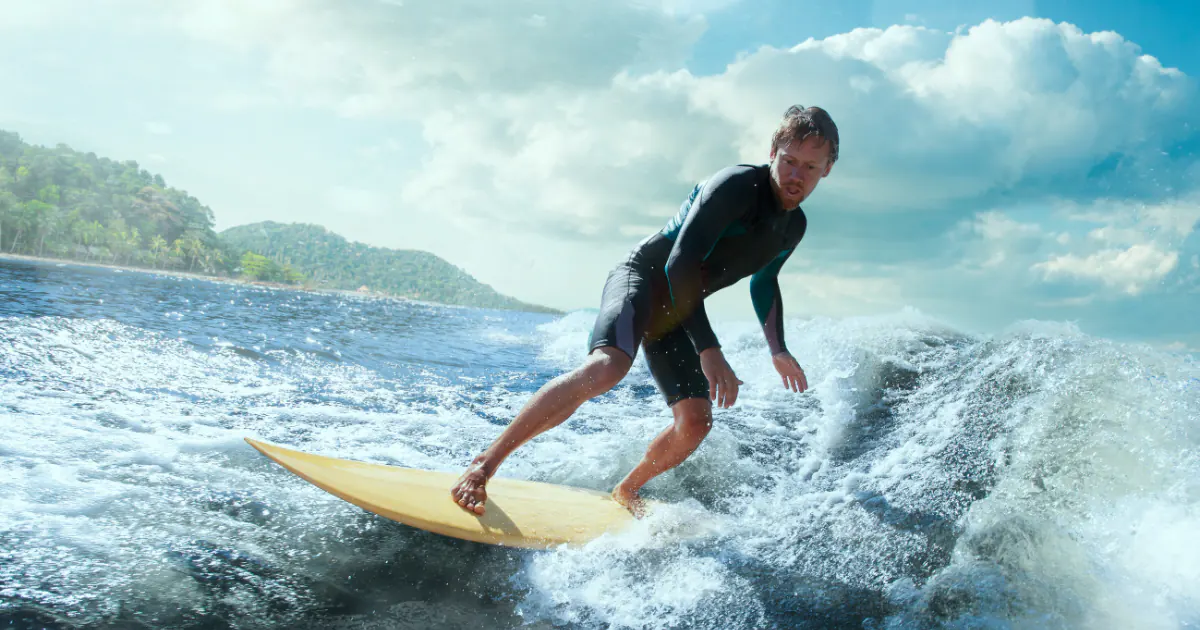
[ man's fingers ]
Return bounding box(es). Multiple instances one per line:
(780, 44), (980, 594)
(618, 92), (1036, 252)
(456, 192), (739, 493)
(713, 376), (727, 407)
(705, 368), (744, 407)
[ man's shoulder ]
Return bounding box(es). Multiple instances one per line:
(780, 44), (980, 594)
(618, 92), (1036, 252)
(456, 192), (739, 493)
(786, 206), (808, 243)
(705, 163), (768, 190)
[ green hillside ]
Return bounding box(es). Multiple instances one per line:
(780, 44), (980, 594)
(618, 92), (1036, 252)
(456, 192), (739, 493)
(220, 221), (560, 313)
(0, 129), (558, 313)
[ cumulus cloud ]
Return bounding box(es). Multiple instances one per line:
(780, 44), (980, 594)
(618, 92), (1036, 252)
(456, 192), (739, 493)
(1033, 243), (1179, 295)
(149, 5), (1198, 244)
(954, 196), (1200, 296)
(171, 0), (706, 115)
(1043, 197), (1200, 294)
(780, 271), (908, 317)
(949, 210), (1064, 273)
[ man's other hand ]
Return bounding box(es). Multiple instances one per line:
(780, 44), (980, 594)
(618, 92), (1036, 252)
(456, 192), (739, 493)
(772, 351), (808, 393)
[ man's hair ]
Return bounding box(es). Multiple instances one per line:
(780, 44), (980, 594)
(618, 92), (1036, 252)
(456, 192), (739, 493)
(772, 105), (839, 164)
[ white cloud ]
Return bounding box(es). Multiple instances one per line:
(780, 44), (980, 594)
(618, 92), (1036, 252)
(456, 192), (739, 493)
(154, 7), (1198, 238)
(642, 0), (744, 16)
(325, 186), (389, 218)
(781, 271), (908, 317)
(144, 122), (172, 135)
(1088, 225), (1145, 245)
(1033, 243), (1179, 295)
(1064, 197), (1200, 239)
(953, 196), (1199, 297)
(972, 211), (1044, 241)
(172, 0), (705, 117)
(953, 210), (1059, 271)
(1050, 197), (1200, 295)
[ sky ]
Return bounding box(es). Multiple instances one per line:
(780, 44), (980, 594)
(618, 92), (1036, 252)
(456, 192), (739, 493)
(1, 0), (1197, 352)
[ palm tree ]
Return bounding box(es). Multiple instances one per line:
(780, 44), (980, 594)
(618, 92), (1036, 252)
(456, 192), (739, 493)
(185, 237), (205, 272)
(149, 234), (168, 268)
(0, 191), (16, 251)
(126, 227), (141, 265)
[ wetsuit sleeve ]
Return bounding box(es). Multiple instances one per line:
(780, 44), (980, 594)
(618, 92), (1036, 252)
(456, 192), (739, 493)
(749, 248), (793, 355)
(664, 169), (755, 352)
(681, 301), (719, 352)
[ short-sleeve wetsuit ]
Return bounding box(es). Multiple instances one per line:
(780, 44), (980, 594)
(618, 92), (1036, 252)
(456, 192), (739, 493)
(587, 163), (807, 405)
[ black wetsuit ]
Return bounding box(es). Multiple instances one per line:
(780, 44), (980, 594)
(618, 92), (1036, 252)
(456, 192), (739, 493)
(588, 163), (807, 404)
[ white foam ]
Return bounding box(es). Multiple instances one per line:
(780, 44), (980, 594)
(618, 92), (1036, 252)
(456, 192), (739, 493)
(3, 304), (1198, 628)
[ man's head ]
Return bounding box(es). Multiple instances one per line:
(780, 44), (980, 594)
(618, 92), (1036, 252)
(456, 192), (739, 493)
(768, 105), (839, 210)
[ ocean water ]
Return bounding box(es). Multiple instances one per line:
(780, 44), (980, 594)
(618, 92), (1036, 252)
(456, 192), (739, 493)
(1, 257), (1198, 630)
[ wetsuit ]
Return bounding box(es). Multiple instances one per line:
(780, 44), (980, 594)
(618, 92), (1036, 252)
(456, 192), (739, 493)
(588, 163), (807, 405)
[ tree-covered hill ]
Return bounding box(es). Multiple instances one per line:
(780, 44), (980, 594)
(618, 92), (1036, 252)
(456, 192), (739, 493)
(220, 221), (560, 313)
(0, 130), (559, 314)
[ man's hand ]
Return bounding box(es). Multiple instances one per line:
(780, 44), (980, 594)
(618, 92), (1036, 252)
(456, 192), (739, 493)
(772, 351), (809, 393)
(699, 347), (743, 408)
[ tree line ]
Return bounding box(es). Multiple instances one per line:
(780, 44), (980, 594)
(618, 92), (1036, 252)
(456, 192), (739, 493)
(0, 130), (303, 284)
(0, 130), (557, 312)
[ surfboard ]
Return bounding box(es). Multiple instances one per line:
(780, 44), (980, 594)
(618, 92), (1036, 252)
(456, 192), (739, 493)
(244, 437), (649, 549)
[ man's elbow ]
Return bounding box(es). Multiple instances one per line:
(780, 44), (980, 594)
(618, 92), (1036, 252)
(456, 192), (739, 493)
(664, 255), (696, 287)
(749, 274), (774, 293)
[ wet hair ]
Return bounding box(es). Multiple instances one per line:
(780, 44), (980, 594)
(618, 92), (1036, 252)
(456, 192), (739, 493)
(772, 105), (839, 164)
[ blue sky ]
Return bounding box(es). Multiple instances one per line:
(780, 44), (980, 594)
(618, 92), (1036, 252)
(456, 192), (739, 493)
(0, 0), (1196, 352)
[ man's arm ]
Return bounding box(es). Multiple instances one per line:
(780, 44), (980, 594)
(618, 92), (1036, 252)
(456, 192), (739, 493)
(664, 168), (755, 351)
(749, 248), (794, 355)
(681, 300), (718, 352)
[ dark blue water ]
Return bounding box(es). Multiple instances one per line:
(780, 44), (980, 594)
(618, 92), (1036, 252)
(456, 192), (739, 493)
(2, 257), (1198, 630)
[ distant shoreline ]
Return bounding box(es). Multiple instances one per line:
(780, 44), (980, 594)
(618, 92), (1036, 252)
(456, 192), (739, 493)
(0, 252), (414, 301)
(0, 252), (566, 315)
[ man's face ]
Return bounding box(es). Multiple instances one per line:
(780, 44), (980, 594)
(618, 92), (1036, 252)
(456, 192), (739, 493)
(769, 136), (834, 210)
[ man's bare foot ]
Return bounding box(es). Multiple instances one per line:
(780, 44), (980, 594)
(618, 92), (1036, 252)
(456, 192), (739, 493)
(450, 459), (491, 515)
(611, 483), (647, 518)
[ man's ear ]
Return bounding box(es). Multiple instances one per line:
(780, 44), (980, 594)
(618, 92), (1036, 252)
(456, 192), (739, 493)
(822, 161), (833, 177)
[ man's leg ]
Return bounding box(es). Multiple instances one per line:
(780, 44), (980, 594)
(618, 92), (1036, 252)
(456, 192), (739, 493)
(450, 347), (632, 514)
(451, 258), (649, 514)
(611, 325), (713, 516)
(611, 397), (712, 516)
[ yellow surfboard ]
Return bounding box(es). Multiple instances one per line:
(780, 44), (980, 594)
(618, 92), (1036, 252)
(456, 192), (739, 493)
(245, 437), (648, 549)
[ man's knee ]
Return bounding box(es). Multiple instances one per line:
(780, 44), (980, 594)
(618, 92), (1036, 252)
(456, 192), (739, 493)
(671, 398), (713, 438)
(583, 347), (632, 391)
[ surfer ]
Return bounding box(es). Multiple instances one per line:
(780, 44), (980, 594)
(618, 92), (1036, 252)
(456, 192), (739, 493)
(451, 105), (839, 517)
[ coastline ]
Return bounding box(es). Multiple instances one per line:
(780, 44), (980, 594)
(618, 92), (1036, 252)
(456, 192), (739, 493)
(0, 252), (567, 315)
(0, 252), (391, 300)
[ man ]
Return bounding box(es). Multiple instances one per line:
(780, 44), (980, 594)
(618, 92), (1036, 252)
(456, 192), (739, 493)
(451, 105), (839, 516)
